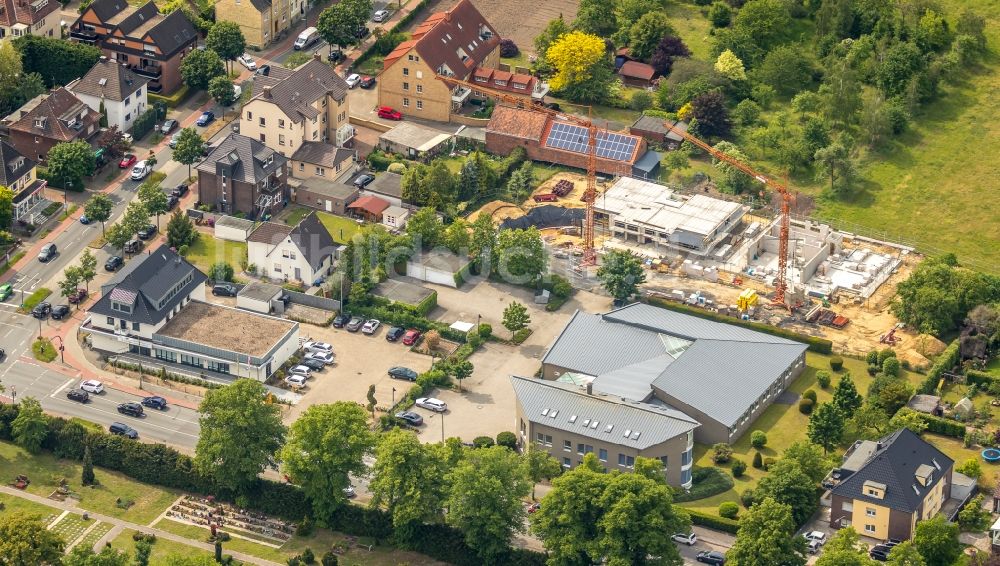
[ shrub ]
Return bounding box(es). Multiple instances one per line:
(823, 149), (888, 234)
(763, 457), (776, 471)
(684, 508), (738, 534)
(878, 348), (897, 364)
(919, 340), (960, 394)
(803, 390), (817, 402)
(630, 91), (653, 111)
(673, 467), (734, 502)
(882, 357), (901, 377)
(472, 436), (495, 448)
(799, 398), (814, 414)
(816, 370), (831, 389)
(719, 501), (740, 519)
(830, 356), (844, 371)
(132, 532), (157, 543)
(711, 443), (732, 464)
(478, 323), (493, 339)
(740, 488), (755, 508)
(731, 459), (746, 478)
(296, 516), (314, 536)
(321, 552), (338, 566)
(752, 451), (763, 469)
(300, 548), (315, 564)
(868, 364), (879, 376)
(496, 431), (517, 449)
(750, 430), (767, 450)
(500, 38), (519, 57)
(209, 262), (234, 282)
(513, 328), (531, 344)
(866, 350), (880, 365)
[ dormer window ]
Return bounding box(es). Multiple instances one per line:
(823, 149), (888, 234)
(34, 117), (46, 128)
(111, 301), (132, 314)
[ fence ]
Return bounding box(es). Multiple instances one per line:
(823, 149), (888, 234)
(284, 289), (340, 311)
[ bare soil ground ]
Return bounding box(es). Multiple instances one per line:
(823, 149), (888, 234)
(430, 0), (580, 56)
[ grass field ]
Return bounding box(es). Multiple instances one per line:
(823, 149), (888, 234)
(0, 493), (60, 522)
(184, 236), (248, 275)
(317, 211), (362, 244)
(112, 528), (216, 566)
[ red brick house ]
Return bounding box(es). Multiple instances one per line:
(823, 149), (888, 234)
(2, 87), (102, 163)
(196, 133), (289, 219)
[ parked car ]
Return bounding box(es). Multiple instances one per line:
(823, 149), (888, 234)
(303, 341), (333, 353)
(212, 283), (238, 296)
(332, 312), (351, 328)
(124, 238), (143, 254)
(38, 243), (57, 262)
(804, 531), (827, 545)
(31, 302), (51, 319)
(137, 224), (157, 240)
(81, 380), (104, 394)
(345, 73), (361, 88)
(68, 288), (88, 304)
(395, 411), (423, 426)
(257, 64), (271, 76)
(288, 365), (312, 378)
(0, 284), (11, 301)
(105, 256), (124, 271)
(141, 396), (168, 410)
(807, 540), (822, 555)
(355, 26), (370, 40)
(130, 160), (151, 181)
(238, 53), (257, 70)
(285, 374), (307, 388)
(117, 402), (144, 417)
(869, 545), (891, 561)
(304, 351), (334, 364)
(109, 422), (138, 439)
(167, 195), (179, 210)
(172, 183), (189, 198)
(50, 304), (71, 320)
(388, 367), (418, 381)
(345, 317), (364, 332)
(361, 319), (381, 334)
(169, 132), (182, 148)
(372, 8), (390, 21)
(359, 75), (376, 89)
(353, 174), (374, 188)
(66, 389), (90, 403)
(343, 485), (356, 498)
(377, 106), (402, 120)
(696, 551), (726, 565)
(385, 326), (405, 342)
(415, 397), (447, 412)
(160, 119), (178, 134)
(671, 533), (697, 546)
(119, 154), (137, 168)
(402, 329), (421, 346)
(300, 358), (326, 371)
(79, 215), (91, 224)
(196, 111), (215, 126)
(327, 50), (344, 63)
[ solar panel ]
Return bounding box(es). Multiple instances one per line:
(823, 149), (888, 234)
(544, 122), (638, 162)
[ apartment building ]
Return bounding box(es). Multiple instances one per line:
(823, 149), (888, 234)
(0, 139), (45, 223)
(196, 133), (288, 218)
(214, 0), (290, 49)
(2, 87), (102, 163)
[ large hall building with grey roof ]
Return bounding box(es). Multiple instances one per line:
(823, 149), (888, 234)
(536, 303), (808, 446)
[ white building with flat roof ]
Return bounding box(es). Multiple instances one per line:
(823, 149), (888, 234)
(595, 177), (748, 257)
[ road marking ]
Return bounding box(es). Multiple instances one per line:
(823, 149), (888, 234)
(51, 378), (76, 397)
(55, 396), (199, 439)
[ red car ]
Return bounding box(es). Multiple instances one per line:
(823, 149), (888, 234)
(402, 329), (421, 346)
(68, 288), (88, 304)
(119, 154), (137, 169)
(377, 106), (402, 120)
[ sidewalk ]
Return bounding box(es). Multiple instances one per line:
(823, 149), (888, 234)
(0, 484), (282, 566)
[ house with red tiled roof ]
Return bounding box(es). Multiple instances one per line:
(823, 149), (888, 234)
(0, 0), (60, 42)
(377, 0), (545, 122)
(1, 87), (102, 163)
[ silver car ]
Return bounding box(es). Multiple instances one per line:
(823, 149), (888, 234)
(373, 9), (390, 22)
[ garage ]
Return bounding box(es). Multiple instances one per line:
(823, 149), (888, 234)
(214, 215), (255, 242)
(405, 249), (472, 288)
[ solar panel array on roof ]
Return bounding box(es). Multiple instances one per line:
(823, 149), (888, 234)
(545, 122), (638, 162)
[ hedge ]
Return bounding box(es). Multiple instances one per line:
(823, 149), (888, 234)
(413, 289), (438, 316)
(682, 507), (739, 534)
(20, 287), (52, 311)
(914, 410), (967, 438)
(673, 467), (734, 503)
(965, 370), (999, 388)
(645, 297), (833, 353)
(918, 339), (960, 394)
(148, 84), (191, 108)
(349, 303), (467, 343)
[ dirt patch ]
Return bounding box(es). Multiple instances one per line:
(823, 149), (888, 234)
(284, 303), (335, 325)
(468, 200), (524, 224)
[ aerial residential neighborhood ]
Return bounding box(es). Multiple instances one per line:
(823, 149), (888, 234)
(0, 0), (997, 565)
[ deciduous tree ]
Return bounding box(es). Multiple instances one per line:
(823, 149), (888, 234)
(754, 458), (818, 526)
(813, 138), (856, 197)
(369, 429), (450, 532)
(138, 180), (169, 231)
(121, 200), (149, 238)
(59, 266), (83, 307)
(63, 545), (131, 566)
(11, 397), (48, 453)
(714, 49), (746, 81)
(532, 454), (607, 563)
(650, 36), (690, 76)
(443, 219), (470, 255)
(711, 141), (753, 193)
(106, 222), (132, 256)
(627, 12), (674, 61)
(205, 21), (246, 73)
(166, 209), (198, 249)
(597, 249), (646, 303)
(180, 48), (225, 91)
(469, 213), (496, 271)
(502, 301), (531, 339)
(807, 402), (844, 453)
(405, 207), (443, 249)
(573, 0), (616, 37)
(753, 45), (813, 95)
(0, 185), (14, 231)
(173, 128), (205, 180)
(0, 512), (65, 564)
(596, 472), (689, 565)
(47, 141), (96, 191)
(495, 227), (545, 283)
(886, 541), (926, 566)
(208, 76), (237, 116)
(727, 497), (806, 566)
(546, 31), (613, 103)
(814, 527), (876, 566)
(525, 447), (561, 499)
(691, 91), (731, 138)
(84, 194), (113, 239)
(913, 515), (960, 566)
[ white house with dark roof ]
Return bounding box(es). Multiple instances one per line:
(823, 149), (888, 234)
(247, 211), (336, 286)
(0, 140), (46, 224)
(540, 303), (808, 444)
(67, 56), (150, 132)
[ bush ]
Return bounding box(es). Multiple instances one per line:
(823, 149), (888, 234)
(816, 370), (831, 389)
(132, 532), (157, 543)
(472, 436), (495, 448)
(750, 430), (767, 450)
(882, 357), (901, 377)
(477, 323), (493, 339)
(752, 451), (763, 469)
(684, 508), (739, 534)
(719, 501), (740, 519)
(731, 459), (746, 478)
(740, 488), (755, 508)
(673, 467), (734, 502)
(914, 410), (967, 438)
(500, 38), (519, 57)
(296, 516), (314, 536)
(868, 364), (879, 376)
(799, 398), (814, 414)
(300, 548), (315, 564)
(878, 348), (897, 364)
(496, 431), (517, 449)
(866, 350), (880, 365)
(763, 457), (776, 471)
(919, 340), (960, 394)
(830, 356), (844, 371)
(513, 328), (531, 344)
(711, 443), (732, 464)
(209, 262), (235, 282)
(321, 552), (338, 566)
(803, 390), (817, 402)
(630, 91), (653, 111)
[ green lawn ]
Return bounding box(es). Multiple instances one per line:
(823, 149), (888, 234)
(680, 352), (924, 516)
(0, 441), (180, 525)
(663, 0), (714, 61)
(112, 528), (216, 566)
(317, 211), (362, 244)
(0, 493), (60, 522)
(184, 236), (248, 275)
(280, 205), (312, 227)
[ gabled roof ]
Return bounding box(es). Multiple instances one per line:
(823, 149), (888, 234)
(67, 57), (149, 102)
(486, 106), (548, 141)
(81, 0), (196, 58)
(511, 376), (698, 450)
(0, 141), (35, 186)
(619, 61), (657, 81)
(0, 0), (59, 27)
(8, 87), (101, 143)
(831, 428), (953, 514)
(348, 195), (390, 215)
(89, 245), (207, 325)
(197, 133), (286, 185)
(247, 222), (293, 244)
(249, 58), (348, 124)
(290, 142), (355, 169)
(86, 0), (129, 23)
(383, 0), (499, 80)
(141, 9), (197, 57)
(289, 212), (335, 270)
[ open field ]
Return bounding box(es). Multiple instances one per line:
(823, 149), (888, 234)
(0, 493), (60, 521)
(184, 234), (248, 275)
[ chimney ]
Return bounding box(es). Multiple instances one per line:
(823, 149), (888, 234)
(263, 85), (272, 99)
(100, 55), (107, 62)
(586, 383), (592, 395)
(313, 52), (321, 62)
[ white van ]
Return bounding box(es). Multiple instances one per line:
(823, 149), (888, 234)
(294, 27), (319, 50)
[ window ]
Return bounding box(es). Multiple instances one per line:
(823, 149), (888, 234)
(866, 508), (876, 517)
(416, 100), (423, 110)
(246, 111), (252, 120)
(298, 162), (304, 171)
(402, 67), (409, 76)
(106, 316), (114, 325)
(259, 117), (265, 126)
(563, 440), (571, 452)
(124, 113), (131, 121)
(599, 449), (607, 462)
(207, 360), (230, 374)
(403, 82), (409, 90)
(316, 167), (324, 177)
(260, 134), (266, 143)
(680, 468), (692, 485)
(403, 98), (409, 107)
(416, 84), (423, 93)
(562, 457), (571, 468)
(274, 263), (282, 273)
(864, 525), (876, 534)
(278, 119), (285, 128)
(867, 489), (879, 497)
(278, 134), (285, 146)
(618, 454), (635, 468)
(131, 322), (140, 331)
(312, 130), (317, 140)
(577, 443), (584, 455)
(659, 455), (668, 468)
(681, 450), (692, 466)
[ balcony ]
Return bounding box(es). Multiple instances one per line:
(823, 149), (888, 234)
(132, 64), (162, 79)
(70, 29), (99, 43)
(147, 81), (163, 93)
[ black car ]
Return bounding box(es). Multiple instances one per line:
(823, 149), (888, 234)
(332, 312), (351, 328)
(300, 358), (326, 371)
(345, 316), (364, 332)
(869, 545), (891, 562)
(696, 551), (726, 565)
(105, 256), (124, 271)
(31, 302), (51, 319)
(141, 396), (167, 410)
(109, 422), (138, 439)
(353, 174), (375, 188)
(66, 389), (90, 403)
(172, 183), (189, 197)
(212, 283), (238, 297)
(388, 366), (418, 381)
(167, 194), (179, 210)
(395, 411), (423, 426)
(137, 224), (157, 240)
(51, 304), (71, 320)
(359, 75), (376, 89)
(117, 402), (144, 417)
(355, 26), (371, 39)
(386, 326), (405, 342)
(327, 51), (344, 63)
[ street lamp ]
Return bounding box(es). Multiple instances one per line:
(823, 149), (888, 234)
(440, 411), (445, 442)
(52, 335), (65, 364)
(391, 387), (396, 406)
